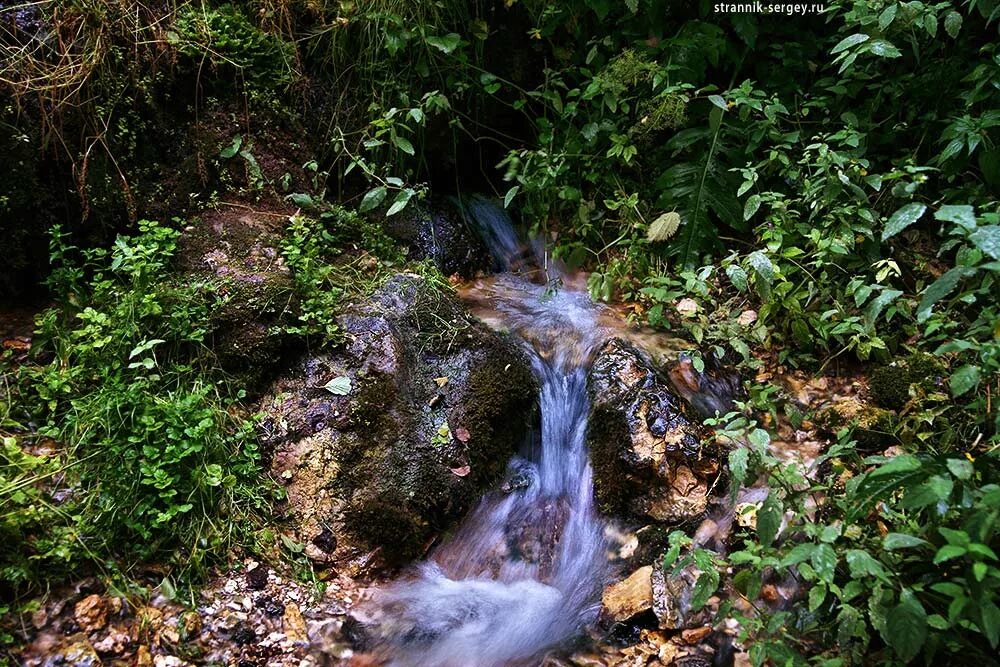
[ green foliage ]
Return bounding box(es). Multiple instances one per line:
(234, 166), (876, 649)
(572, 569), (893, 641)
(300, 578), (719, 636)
(710, 406), (1000, 666)
(1, 220), (267, 596)
(169, 3), (297, 91)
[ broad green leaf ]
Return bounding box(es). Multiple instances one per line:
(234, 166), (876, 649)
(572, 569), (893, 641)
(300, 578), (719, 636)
(812, 543), (837, 582)
(648, 212), (682, 241)
(757, 492), (782, 547)
(933, 544), (967, 564)
(946, 456), (975, 480)
(882, 202), (927, 241)
(981, 600), (1000, 648)
(949, 364), (981, 397)
(728, 447), (748, 495)
(743, 194), (762, 220)
(386, 189), (414, 216)
(832, 33), (870, 54)
(359, 186), (387, 212)
(869, 39), (902, 58)
(323, 376), (352, 395)
(393, 136), (415, 155)
(809, 584), (827, 612)
(426, 33), (461, 54)
(917, 266), (978, 322)
(726, 264), (749, 291)
(287, 192), (314, 208)
(970, 225), (1000, 259)
(220, 135), (242, 159)
(886, 590), (927, 662)
(944, 10), (963, 38)
(846, 549), (887, 579)
(747, 251), (774, 284)
(878, 4), (897, 30)
(934, 204), (977, 231)
(708, 95), (727, 110)
(883, 533), (929, 550)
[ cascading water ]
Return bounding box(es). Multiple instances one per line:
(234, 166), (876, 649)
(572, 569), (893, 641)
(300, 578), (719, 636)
(363, 199), (614, 666)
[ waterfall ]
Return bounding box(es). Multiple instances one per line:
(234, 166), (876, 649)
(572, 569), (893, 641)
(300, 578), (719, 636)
(365, 198), (610, 666)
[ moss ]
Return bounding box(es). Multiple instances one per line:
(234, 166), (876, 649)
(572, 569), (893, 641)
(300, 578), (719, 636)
(869, 353), (947, 411)
(818, 399), (896, 450)
(587, 404), (633, 516)
(342, 492), (427, 563)
(456, 337), (538, 487)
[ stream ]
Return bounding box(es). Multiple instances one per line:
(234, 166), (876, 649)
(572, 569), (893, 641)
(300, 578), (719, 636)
(362, 199), (620, 666)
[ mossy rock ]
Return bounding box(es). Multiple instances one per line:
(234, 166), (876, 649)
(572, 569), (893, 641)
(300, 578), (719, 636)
(260, 274), (538, 564)
(817, 398), (896, 450)
(868, 353), (947, 411)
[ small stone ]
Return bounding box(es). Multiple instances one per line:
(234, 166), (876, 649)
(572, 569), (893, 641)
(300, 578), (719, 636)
(59, 635), (101, 666)
(680, 626), (712, 644)
(601, 566), (653, 622)
(737, 309), (757, 326)
(246, 565), (269, 591)
(74, 594), (109, 633)
(675, 298), (699, 316)
(283, 603), (308, 642)
(136, 645), (153, 667)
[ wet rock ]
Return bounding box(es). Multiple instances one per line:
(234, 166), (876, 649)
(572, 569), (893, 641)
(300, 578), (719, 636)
(176, 207), (296, 388)
(816, 397), (895, 451)
(44, 634), (101, 666)
(587, 339), (720, 523)
(74, 594), (109, 633)
(382, 199), (493, 277)
(283, 603), (308, 642)
(601, 566), (654, 622)
(652, 561), (701, 630)
(245, 563), (269, 591)
(260, 273), (537, 563)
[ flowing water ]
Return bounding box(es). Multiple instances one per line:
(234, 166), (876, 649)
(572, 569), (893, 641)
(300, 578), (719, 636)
(364, 199), (616, 666)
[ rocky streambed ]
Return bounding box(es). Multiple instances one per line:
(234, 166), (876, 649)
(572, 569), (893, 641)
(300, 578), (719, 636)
(10, 202), (868, 667)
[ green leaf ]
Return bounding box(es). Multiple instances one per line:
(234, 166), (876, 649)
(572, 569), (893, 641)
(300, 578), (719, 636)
(884, 533), (929, 550)
(747, 251), (774, 285)
(648, 212), (682, 241)
(728, 447), (748, 495)
(846, 549), (887, 579)
(868, 39), (902, 58)
(812, 543), (837, 582)
(708, 95), (727, 110)
(917, 266), (978, 322)
(886, 590), (927, 662)
(970, 225), (1000, 260)
(981, 601), (1000, 648)
(933, 544), (967, 564)
(386, 189), (414, 216)
(504, 186), (520, 209)
(832, 33), (870, 54)
(743, 194), (762, 221)
(219, 135), (242, 159)
(426, 33), (461, 54)
(323, 376), (352, 395)
(882, 202), (927, 241)
(726, 264), (748, 291)
(809, 584), (827, 612)
(393, 135), (415, 155)
(359, 186), (387, 212)
(946, 457), (975, 480)
(944, 10), (963, 38)
(934, 204), (977, 231)
(949, 364), (981, 397)
(878, 4), (897, 30)
(287, 192), (314, 209)
(757, 492), (782, 547)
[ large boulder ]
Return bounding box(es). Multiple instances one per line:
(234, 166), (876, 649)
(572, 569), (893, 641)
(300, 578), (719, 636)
(260, 274), (537, 564)
(587, 339), (721, 524)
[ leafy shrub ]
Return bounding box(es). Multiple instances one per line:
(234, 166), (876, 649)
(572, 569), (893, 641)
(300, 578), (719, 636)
(1, 220), (266, 593)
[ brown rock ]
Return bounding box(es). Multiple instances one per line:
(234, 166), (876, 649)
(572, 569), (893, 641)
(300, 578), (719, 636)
(283, 602), (308, 642)
(602, 566), (653, 622)
(75, 594), (109, 633)
(136, 645), (153, 667)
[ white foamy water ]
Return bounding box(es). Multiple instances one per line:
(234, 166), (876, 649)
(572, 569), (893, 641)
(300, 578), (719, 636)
(365, 198), (612, 666)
